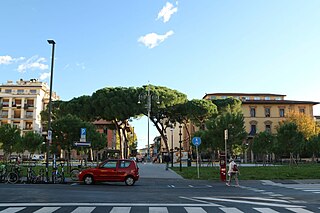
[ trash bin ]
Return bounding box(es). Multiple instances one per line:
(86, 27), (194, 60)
(187, 158), (191, 167)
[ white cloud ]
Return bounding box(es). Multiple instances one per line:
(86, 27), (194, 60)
(157, 2), (178, 23)
(17, 55), (48, 73)
(138, 30), (174, 48)
(39, 72), (50, 81)
(0, 55), (14, 64)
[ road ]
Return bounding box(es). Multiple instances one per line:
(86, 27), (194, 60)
(0, 163), (319, 212)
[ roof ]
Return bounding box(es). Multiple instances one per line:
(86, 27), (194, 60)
(242, 100), (319, 105)
(203, 93), (286, 99)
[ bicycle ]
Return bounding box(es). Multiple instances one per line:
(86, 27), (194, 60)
(70, 164), (91, 181)
(0, 164), (8, 183)
(52, 162), (65, 184)
(6, 163), (22, 184)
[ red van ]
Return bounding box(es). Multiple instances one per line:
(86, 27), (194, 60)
(78, 159), (139, 186)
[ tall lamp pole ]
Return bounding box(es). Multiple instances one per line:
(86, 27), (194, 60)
(46, 39), (55, 182)
(179, 125), (182, 172)
(147, 85), (151, 162)
(170, 127), (174, 167)
(138, 84), (159, 162)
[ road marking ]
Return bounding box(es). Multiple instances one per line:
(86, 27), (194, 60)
(193, 197), (305, 208)
(254, 207), (279, 213)
(236, 197), (290, 203)
(0, 207), (26, 213)
(0, 203), (222, 207)
(149, 207), (168, 213)
(220, 207), (244, 213)
(185, 207), (207, 213)
(286, 208), (314, 213)
(110, 207), (131, 213)
(179, 196), (223, 206)
(206, 185), (212, 188)
(33, 207), (60, 213)
(188, 185), (194, 188)
(71, 207), (95, 213)
(303, 190), (320, 192)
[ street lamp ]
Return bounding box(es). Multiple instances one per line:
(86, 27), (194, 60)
(179, 125), (182, 172)
(170, 126), (174, 167)
(46, 39), (55, 182)
(138, 85), (159, 162)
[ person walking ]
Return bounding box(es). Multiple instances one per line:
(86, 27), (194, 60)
(226, 158), (239, 186)
(163, 153), (170, 170)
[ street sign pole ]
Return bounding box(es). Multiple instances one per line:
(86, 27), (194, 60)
(192, 137), (202, 179)
(196, 145), (200, 179)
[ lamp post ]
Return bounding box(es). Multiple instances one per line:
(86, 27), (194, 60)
(46, 39), (55, 182)
(138, 84), (159, 162)
(179, 125), (182, 172)
(170, 127), (174, 167)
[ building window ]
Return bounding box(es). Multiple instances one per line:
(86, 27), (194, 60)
(265, 96), (270, 100)
(265, 124), (271, 133)
(250, 107), (256, 117)
(275, 97), (282, 100)
(17, 89), (24, 94)
(30, 89), (37, 94)
(5, 89), (12, 93)
(265, 108), (271, 117)
(279, 108), (285, 117)
(249, 125), (256, 136)
(299, 108), (305, 114)
(254, 96), (261, 100)
(210, 96), (216, 100)
(221, 96), (227, 99)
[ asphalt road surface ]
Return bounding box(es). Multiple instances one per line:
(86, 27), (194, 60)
(0, 163), (319, 213)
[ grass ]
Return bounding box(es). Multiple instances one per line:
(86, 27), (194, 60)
(171, 164), (320, 180)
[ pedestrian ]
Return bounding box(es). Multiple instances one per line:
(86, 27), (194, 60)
(163, 153), (170, 170)
(226, 157), (239, 187)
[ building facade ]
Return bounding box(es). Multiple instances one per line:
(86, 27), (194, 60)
(203, 93), (319, 136)
(0, 79), (59, 135)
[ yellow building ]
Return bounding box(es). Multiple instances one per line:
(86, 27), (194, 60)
(203, 93), (319, 136)
(0, 79), (59, 135)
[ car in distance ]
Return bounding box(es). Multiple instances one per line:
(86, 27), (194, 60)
(78, 159), (139, 186)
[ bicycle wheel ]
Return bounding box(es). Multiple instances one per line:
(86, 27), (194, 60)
(7, 172), (19, 184)
(70, 169), (80, 181)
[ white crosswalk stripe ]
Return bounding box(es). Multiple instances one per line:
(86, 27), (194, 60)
(71, 207), (95, 213)
(254, 208), (280, 213)
(149, 207), (169, 213)
(286, 208), (315, 213)
(184, 207), (207, 213)
(109, 207), (131, 213)
(220, 207), (244, 213)
(0, 207), (26, 213)
(33, 207), (60, 213)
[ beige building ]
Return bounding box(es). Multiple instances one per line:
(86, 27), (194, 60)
(0, 79), (59, 135)
(203, 93), (318, 136)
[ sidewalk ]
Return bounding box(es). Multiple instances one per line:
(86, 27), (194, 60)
(137, 163), (183, 179)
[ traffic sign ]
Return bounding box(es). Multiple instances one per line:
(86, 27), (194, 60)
(192, 137), (201, 146)
(81, 128), (86, 139)
(47, 130), (52, 140)
(74, 142), (91, 147)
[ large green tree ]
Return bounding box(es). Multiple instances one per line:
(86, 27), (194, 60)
(195, 98), (247, 158)
(276, 122), (304, 165)
(22, 131), (44, 158)
(0, 124), (21, 159)
(252, 131), (275, 165)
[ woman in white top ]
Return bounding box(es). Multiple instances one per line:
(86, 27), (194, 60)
(226, 158), (239, 186)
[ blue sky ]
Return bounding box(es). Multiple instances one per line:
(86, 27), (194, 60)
(1, 1), (320, 149)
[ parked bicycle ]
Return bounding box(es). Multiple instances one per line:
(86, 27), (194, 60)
(6, 163), (22, 184)
(52, 162), (65, 184)
(26, 164), (45, 184)
(70, 164), (92, 181)
(0, 164), (8, 183)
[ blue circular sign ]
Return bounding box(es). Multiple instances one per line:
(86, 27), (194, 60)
(192, 137), (201, 146)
